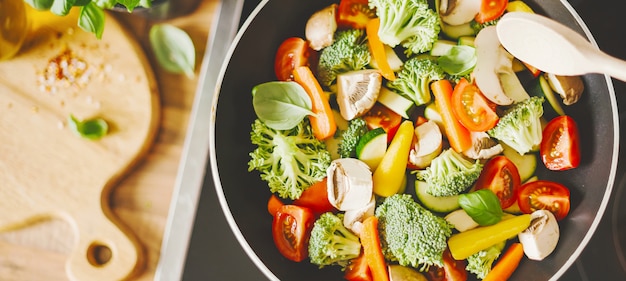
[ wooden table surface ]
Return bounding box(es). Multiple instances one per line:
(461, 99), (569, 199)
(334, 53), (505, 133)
(0, 1), (220, 280)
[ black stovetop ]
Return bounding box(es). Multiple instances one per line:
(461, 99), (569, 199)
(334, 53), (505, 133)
(181, 0), (626, 280)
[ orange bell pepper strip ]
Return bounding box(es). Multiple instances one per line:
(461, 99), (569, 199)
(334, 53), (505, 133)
(366, 18), (396, 81)
(483, 242), (525, 281)
(360, 216), (390, 281)
(293, 65), (337, 140)
(430, 80), (472, 153)
(344, 252), (374, 281)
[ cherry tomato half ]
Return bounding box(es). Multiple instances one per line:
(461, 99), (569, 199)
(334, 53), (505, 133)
(474, 155), (521, 209)
(452, 78), (499, 132)
(516, 180), (571, 220)
(344, 253), (373, 281)
(540, 115), (581, 171)
(362, 103), (403, 143)
(272, 205), (315, 262)
(475, 0), (509, 24)
(424, 248), (467, 281)
(274, 37), (310, 81)
(293, 178), (336, 215)
(336, 0), (376, 29)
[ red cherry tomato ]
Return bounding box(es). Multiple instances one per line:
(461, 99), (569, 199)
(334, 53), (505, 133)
(516, 180), (571, 220)
(474, 156), (522, 209)
(274, 37), (310, 81)
(424, 248), (468, 281)
(271, 205), (315, 262)
(540, 115), (581, 171)
(475, 0), (509, 24)
(344, 253), (373, 281)
(451, 78), (499, 132)
(336, 0), (376, 29)
(362, 103), (403, 143)
(293, 178), (336, 215)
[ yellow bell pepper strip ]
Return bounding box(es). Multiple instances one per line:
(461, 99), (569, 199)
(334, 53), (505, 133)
(366, 18), (396, 81)
(372, 120), (414, 197)
(447, 214), (531, 260)
(360, 216), (390, 281)
(293, 65), (337, 140)
(483, 242), (525, 281)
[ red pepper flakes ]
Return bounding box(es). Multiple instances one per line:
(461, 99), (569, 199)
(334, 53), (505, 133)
(37, 48), (93, 94)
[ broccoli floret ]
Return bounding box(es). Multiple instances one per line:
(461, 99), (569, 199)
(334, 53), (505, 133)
(248, 119), (331, 200)
(386, 57), (445, 105)
(338, 118), (369, 158)
(369, 0), (441, 56)
(470, 19), (499, 34)
(414, 148), (483, 197)
(487, 96), (545, 155)
(465, 241), (505, 279)
(308, 212), (362, 268)
(317, 29), (371, 87)
(375, 194), (454, 271)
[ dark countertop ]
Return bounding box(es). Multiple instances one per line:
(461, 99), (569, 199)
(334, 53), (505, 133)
(182, 0), (626, 280)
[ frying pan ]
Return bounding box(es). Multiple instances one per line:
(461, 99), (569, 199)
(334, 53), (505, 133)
(208, 0), (619, 280)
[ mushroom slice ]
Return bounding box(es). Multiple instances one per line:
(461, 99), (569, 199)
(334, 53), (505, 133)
(305, 4), (338, 51)
(439, 0), (482, 26)
(544, 73), (584, 105)
(409, 120), (443, 169)
(343, 196), (376, 235)
(463, 131), (503, 160)
(518, 210), (560, 261)
(336, 69), (382, 120)
(326, 158), (373, 211)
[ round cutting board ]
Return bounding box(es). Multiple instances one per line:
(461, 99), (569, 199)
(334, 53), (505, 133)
(0, 9), (159, 281)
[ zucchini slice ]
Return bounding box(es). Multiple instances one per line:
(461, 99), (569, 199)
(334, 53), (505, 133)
(415, 180), (460, 213)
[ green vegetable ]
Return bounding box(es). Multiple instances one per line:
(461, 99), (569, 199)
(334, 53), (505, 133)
(369, 0), (441, 56)
(414, 148), (483, 197)
(68, 114), (109, 140)
(317, 29), (371, 87)
(375, 194), (454, 271)
(470, 19), (499, 34)
(337, 118), (368, 158)
(465, 241), (505, 279)
(308, 212), (362, 268)
(458, 189), (503, 226)
(386, 57), (445, 106)
(487, 96), (545, 155)
(51, 0), (75, 16)
(437, 45), (477, 76)
(251, 81), (313, 130)
(415, 180), (460, 213)
(248, 119), (331, 200)
(150, 23), (196, 78)
(78, 2), (105, 39)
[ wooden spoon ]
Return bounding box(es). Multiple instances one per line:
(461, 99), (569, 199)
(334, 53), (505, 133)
(496, 12), (626, 82)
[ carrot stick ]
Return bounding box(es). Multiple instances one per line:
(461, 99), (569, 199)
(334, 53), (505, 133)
(430, 79), (472, 153)
(293, 65), (337, 140)
(267, 194), (284, 216)
(366, 18), (396, 81)
(360, 216), (390, 281)
(483, 243), (525, 281)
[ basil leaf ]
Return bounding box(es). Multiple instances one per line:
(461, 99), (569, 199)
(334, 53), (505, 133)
(458, 189), (503, 226)
(78, 2), (105, 39)
(116, 0), (141, 11)
(438, 45), (477, 76)
(51, 0), (77, 16)
(68, 114), (109, 140)
(149, 24), (196, 78)
(24, 0), (55, 10)
(252, 81), (314, 130)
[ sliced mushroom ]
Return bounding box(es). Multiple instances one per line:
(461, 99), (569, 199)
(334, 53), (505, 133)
(544, 73), (584, 105)
(343, 196), (376, 235)
(518, 210), (560, 261)
(305, 4), (338, 51)
(326, 158), (374, 211)
(408, 120), (443, 169)
(474, 26), (530, 105)
(463, 131), (503, 160)
(336, 69), (382, 120)
(439, 0), (482, 26)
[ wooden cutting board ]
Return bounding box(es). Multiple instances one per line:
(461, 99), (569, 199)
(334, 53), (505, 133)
(0, 8), (159, 281)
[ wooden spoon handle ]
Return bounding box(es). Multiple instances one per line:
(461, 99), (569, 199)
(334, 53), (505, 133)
(594, 52), (626, 82)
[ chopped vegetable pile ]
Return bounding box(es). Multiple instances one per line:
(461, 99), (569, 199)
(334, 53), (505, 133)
(247, 0), (584, 280)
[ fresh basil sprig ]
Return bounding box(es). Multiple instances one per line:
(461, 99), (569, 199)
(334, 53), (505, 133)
(458, 189), (503, 226)
(252, 81), (314, 130)
(438, 45), (477, 76)
(68, 114), (109, 140)
(149, 24), (196, 78)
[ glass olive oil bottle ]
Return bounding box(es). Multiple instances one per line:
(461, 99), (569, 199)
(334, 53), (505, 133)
(0, 0), (29, 61)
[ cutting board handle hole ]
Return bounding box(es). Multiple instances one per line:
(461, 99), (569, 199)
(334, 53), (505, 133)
(86, 242), (112, 267)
